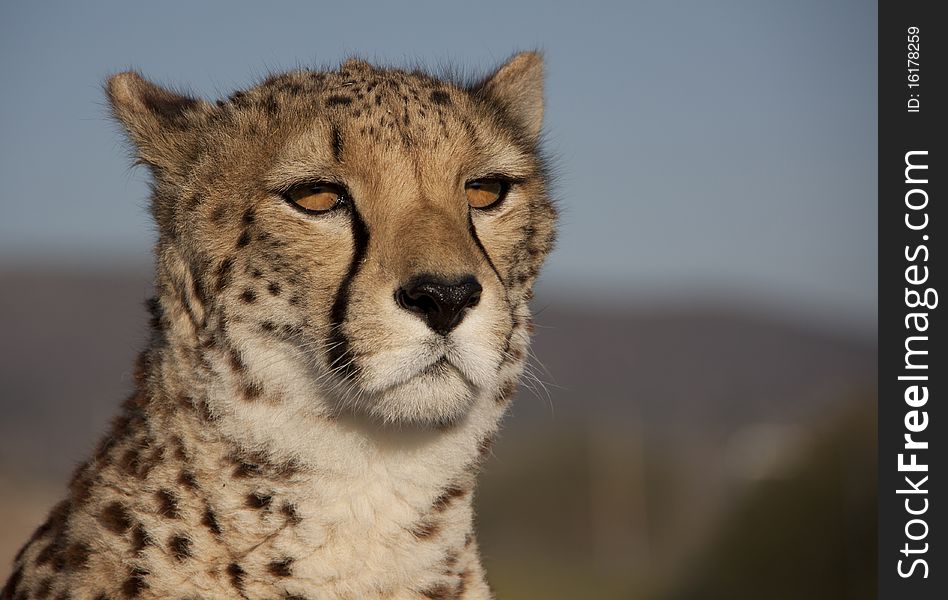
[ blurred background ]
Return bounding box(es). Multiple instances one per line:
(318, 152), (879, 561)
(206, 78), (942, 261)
(1, 1), (876, 598)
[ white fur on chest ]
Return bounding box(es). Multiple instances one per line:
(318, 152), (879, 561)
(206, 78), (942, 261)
(197, 339), (499, 594)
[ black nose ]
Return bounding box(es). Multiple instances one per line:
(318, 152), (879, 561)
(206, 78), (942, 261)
(395, 275), (482, 335)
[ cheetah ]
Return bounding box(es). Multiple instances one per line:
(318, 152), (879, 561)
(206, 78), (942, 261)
(2, 52), (556, 599)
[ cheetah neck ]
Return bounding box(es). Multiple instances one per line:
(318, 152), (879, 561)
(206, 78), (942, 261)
(132, 265), (516, 556)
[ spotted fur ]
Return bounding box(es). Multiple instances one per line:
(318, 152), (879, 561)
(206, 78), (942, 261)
(2, 52), (555, 599)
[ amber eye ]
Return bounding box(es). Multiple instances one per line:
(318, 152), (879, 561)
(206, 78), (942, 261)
(283, 182), (348, 214)
(465, 179), (509, 209)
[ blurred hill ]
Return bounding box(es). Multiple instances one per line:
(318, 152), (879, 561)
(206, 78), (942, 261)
(0, 267), (876, 596)
(666, 400), (876, 600)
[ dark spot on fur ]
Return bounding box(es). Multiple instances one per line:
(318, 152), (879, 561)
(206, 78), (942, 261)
(477, 436), (495, 459)
(99, 502), (132, 534)
(411, 519), (441, 539)
(496, 380), (517, 404)
(240, 289), (257, 303)
(267, 557), (294, 577)
(227, 348), (247, 373)
(261, 320), (277, 332)
(227, 563), (245, 591)
(242, 207), (255, 225)
(326, 95), (353, 106)
(35, 577), (53, 599)
(231, 450), (301, 480)
(93, 437), (117, 466)
(281, 502), (302, 525)
(215, 258), (234, 292)
(36, 534), (62, 564)
(246, 491), (272, 510)
(119, 447), (140, 476)
(420, 583), (456, 599)
(178, 470), (198, 489)
(331, 125), (343, 161)
(121, 567), (148, 598)
(145, 296), (163, 330)
(267, 281), (281, 296)
(232, 460), (260, 478)
(202, 507), (222, 535)
(433, 485), (467, 512)
(242, 381), (264, 401)
(196, 398), (215, 422)
(130, 524), (152, 554)
(211, 203), (227, 223)
(236, 230), (252, 249)
(168, 534), (192, 561)
(131, 445), (164, 479)
(51, 543), (69, 572)
(2, 565), (23, 597)
(150, 442), (166, 461)
(156, 489), (181, 519)
(70, 470), (94, 505)
(263, 95), (280, 115)
(13, 540), (31, 565)
(65, 541), (91, 571)
(430, 90), (451, 105)
(41, 501), (70, 536)
(172, 436), (188, 461)
(29, 516), (54, 546)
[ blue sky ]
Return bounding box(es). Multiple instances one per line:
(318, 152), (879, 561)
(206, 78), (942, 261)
(0, 1), (877, 330)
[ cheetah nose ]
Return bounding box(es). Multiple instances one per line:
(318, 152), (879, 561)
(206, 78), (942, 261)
(395, 275), (482, 335)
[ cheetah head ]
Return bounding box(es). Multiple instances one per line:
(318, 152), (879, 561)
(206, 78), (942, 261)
(108, 53), (556, 427)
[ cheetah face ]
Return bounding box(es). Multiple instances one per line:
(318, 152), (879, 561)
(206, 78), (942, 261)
(108, 53), (556, 426)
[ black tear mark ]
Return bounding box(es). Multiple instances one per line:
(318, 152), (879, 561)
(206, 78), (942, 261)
(326, 207), (369, 379)
(467, 212), (503, 287)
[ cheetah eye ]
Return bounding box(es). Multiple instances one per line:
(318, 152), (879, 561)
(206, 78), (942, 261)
(283, 182), (349, 214)
(465, 178), (509, 210)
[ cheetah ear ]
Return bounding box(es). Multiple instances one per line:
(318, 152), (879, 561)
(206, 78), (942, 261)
(107, 71), (212, 175)
(477, 51), (545, 142)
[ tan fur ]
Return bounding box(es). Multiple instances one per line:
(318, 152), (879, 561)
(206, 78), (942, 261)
(3, 52), (556, 600)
